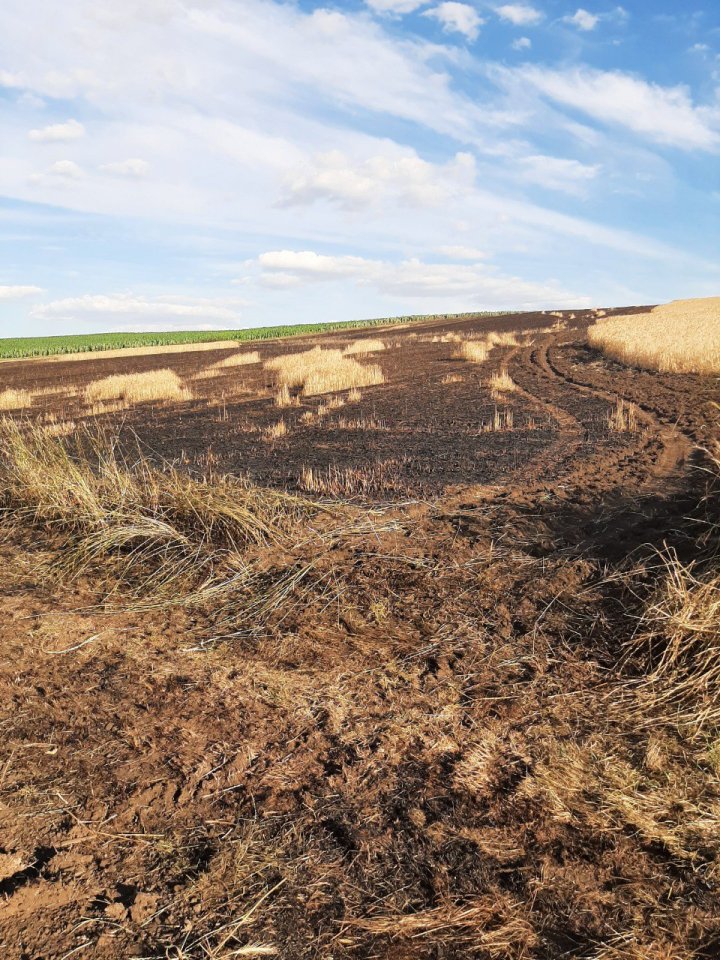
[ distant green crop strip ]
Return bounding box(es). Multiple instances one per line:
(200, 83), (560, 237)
(0, 312), (509, 359)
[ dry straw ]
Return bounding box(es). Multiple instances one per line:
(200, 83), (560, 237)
(0, 418), (325, 602)
(84, 369), (191, 406)
(265, 347), (384, 396)
(0, 388), (33, 410)
(489, 369), (517, 397)
(343, 338), (386, 355)
(456, 341), (491, 363)
(209, 350), (261, 368)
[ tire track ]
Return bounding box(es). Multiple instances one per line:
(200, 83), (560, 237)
(539, 335), (692, 485)
(442, 330), (701, 558)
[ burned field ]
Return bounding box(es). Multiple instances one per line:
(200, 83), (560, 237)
(1, 307), (719, 960)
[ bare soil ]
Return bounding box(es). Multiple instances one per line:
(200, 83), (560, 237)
(1, 309), (718, 959)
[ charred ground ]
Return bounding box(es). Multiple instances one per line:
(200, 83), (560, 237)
(0, 308), (718, 960)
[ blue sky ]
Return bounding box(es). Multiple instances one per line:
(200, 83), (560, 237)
(0, 0), (719, 337)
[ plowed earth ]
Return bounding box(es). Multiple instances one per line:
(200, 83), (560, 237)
(1, 309), (718, 960)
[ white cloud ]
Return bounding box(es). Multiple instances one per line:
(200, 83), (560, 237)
(251, 249), (589, 308)
(28, 159), (85, 184)
(364, 0), (425, 13)
(511, 66), (720, 150)
(99, 158), (150, 178)
(512, 36), (532, 50)
(563, 9), (600, 31)
(516, 154), (601, 193)
(0, 284), (44, 300)
(32, 293), (243, 324)
(437, 245), (488, 259)
(423, 3), (484, 40)
(280, 150), (476, 210)
(495, 5), (543, 26)
(28, 118), (85, 142)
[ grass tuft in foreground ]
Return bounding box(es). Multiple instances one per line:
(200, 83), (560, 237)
(0, 419), (328, 602)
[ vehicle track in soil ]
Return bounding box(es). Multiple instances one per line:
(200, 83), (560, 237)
(448, 328), (699, 561)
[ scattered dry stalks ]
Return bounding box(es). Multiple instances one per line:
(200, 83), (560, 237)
(607, 398), (638, 432)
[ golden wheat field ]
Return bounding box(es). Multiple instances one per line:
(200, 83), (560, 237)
(588, 297), (720, 374)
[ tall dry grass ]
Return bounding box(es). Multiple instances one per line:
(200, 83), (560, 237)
(0, 388), (33, 410)
(0, 419), (323, 600)
(265, 348), (384, 396)
(489, 369), (517, 397)
(607, 398), (638, 432)
(84, 370), (191, 406)
(622, 436), (720, 731)
(209, 350), (261, 369)
(588, 297), (720, 374)
(343, 339), (386, 356)
(455, 341), (490, 363)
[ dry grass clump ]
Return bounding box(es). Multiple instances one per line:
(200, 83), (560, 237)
(607, 397), (638, 432)
(274, 385), (299, 408)
(264, 420), (288, 441)
(486, 331), (519, 348)
(441, 373), (464, 384)
(316, 395), (345, 417)
(343, 338), (385, 355)
(455, 341), (491, 363)
(0, 418), (323, 600)
(621, 438), (720, 732)
(347, 387), (362, 402)
(84, 369), (191, 406)
(489, 369), (517, 398)
(265, 347), (384, 396)
(0, 388), (33, 410)
(345, 895), (538, 954)
(588, 298), (720, 374)
(625, 551), (720, 730)
(210, 350), (261, 368)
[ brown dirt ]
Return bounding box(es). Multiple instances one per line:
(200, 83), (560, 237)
(1, 309), (719, 959)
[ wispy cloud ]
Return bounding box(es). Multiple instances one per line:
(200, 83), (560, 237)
(251, 249), (589, 307)
(563, 9), (600, 32)
(28, 118), (84, 142)
(423, 3), (484, 40)
(32, 293), (244, 325)
(0, 284), (44, 300)
(279, 150), (476, 210)
(505, 65), (720, 150)
(495, 4), (543, 27)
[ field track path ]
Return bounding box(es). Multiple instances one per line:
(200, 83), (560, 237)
(445, 327), (699, 558)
